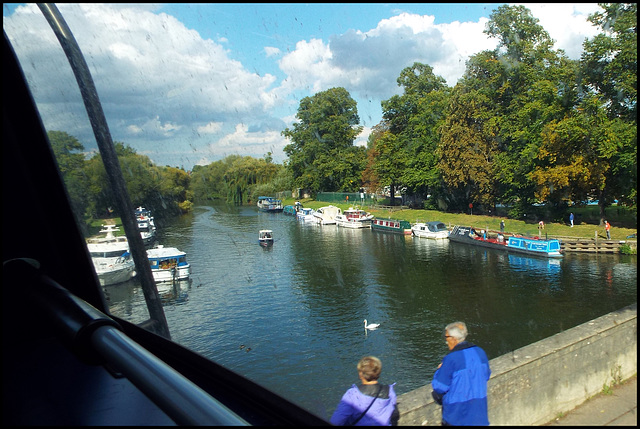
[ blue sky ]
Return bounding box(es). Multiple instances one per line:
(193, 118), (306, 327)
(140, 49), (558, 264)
(4, 3), (602, 169)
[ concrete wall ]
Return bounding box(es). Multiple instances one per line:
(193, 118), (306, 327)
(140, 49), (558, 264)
(397, 303), (637, 426)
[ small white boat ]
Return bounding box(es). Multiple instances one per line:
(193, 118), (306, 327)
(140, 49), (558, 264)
(412, 221), (450, 239)
(335, 207), (374, 229)
(146, 245), (190, 283)
(312, 205), (341, 225)
(296, 207), (316, 222)
(87, 225), (136, 286)
(135, 206), (157, 245)
(259, 229), (274, 246)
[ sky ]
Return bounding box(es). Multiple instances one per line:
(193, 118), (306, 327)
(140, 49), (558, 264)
(3, 3), (603, 170)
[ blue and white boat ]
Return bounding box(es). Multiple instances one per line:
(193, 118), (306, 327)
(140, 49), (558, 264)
(296, 207), (316, 222)
(448, 225), (563, 259)
(507, 235), (563, 258)
(257, 196), (283, 213)
(147, 245), (191, 282)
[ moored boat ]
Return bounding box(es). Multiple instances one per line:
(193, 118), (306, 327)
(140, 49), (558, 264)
(257, 196), (283, 212)
(335, 207), (373, 229)
(312, 205), (341, 225)
(371, 218), (412, 234)
(86, 225), (136, 286)
(146, 245), (191, 282)
(135, 206), (157, 245)
(411, 221), (450, 239)
(448, 225), (563, 258)
(296, 207), (316, 222)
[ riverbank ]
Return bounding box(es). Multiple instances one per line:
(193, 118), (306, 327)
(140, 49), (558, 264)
(287, 199), (637, 247)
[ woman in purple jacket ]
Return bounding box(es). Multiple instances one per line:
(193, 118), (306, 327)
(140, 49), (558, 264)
(330, 356), (399, 426)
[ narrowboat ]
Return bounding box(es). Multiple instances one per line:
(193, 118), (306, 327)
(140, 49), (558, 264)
(371, 218), (412, 234)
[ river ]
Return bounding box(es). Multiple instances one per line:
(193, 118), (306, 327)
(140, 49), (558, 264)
(103, 203), (637, 420)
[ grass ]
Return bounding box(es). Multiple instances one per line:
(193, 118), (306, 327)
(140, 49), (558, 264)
(285, 198), (638, 242)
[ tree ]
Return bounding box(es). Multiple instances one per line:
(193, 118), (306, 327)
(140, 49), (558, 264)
(47, 130), (90, 229)
(282, 87), (364, 194)
(378, 63), (450, 205)
(580, 3), (637, 213)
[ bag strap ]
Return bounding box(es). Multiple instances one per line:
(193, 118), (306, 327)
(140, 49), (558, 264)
(350, 384), (382, 426)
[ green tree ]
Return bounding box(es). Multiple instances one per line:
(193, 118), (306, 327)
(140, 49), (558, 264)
(282, 87), (364, 194)
(379, 63), (450, 205)
(580, 3), (637, 214)
(47, 130), (90, 229)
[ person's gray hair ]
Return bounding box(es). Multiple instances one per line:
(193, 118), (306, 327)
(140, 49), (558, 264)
(445, 321), (468, 341)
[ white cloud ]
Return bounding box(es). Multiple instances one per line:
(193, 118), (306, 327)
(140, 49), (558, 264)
(197, 122), (223, 134)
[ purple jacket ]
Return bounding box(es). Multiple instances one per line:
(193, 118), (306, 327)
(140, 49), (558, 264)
(330, 383), (398, 426)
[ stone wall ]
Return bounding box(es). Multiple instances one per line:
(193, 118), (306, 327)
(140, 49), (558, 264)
(397, 303), (637, 425)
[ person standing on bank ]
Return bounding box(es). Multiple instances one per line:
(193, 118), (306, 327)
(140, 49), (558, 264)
(569, 212), (574, 227)
(431, 322), (491, 426)
(330, 356), (399, 426)
(500, 220), (505, 233)
(605, 220), (611, 239)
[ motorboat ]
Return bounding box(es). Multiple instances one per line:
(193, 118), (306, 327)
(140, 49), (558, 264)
(371, 218), (412, 235)
(135, 206), (157, 245)
(92, 251), (136, 286)
(259, 229), (274, 246)
(312, 205), (341, 225)
(146, 245), (191, 282)
(411, 221), (450, 239)
(87, 225), (136, 286)
(335, 207), (373, 229)
(296, 207), (316, 222)
(256, 196), (283, 213)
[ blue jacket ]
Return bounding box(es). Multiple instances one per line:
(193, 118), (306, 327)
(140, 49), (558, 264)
(431, 342), (491, 426)
(330, 383), (398, 426)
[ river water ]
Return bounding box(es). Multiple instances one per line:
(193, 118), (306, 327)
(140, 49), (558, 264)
(103, 203), (637, 420)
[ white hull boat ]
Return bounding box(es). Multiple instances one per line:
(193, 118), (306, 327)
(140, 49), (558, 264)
(335, 207), (373, 229)
(312, 205), (341, 225)
(147, 245), (191, 283)
(412, 221), (450, 239)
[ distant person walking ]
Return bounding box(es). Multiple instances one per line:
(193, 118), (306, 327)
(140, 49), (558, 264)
(500, 219), (505, 233)
(569, 212), (574, 227)
(330, 356), (399, 426)
(538, 220), (544, 237)
(431, 321), (491, 426)
(605, 220), (611, 240)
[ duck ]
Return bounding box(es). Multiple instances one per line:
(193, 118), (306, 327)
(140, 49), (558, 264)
(364, 319), (380, 330)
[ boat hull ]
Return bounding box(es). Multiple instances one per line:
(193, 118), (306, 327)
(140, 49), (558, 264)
(448, 226), (563, 258)
(411, 221), (450, 239)
(94, 259), (136, 286)
(371, 218), (412, 234)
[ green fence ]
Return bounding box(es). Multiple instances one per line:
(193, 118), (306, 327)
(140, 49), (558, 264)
(316, 192), (377, 205)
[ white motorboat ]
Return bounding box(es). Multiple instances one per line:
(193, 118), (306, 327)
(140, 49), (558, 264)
(92, 252), (136, 286)
(312, 205), (341, 225)
(296, 207), (316, 222)
(147, 245), (191, 283)
(335, 207), (374, 229)
(135, 206), (157, 245)
(259, 229), (274, 246)
(86, 225), (136, 286)
(411, 221), (450, 239)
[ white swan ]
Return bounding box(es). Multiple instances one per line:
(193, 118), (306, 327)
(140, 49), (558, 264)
(364, 319), (380, 330)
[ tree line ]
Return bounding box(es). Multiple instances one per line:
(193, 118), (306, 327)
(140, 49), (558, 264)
(51, 4), (636, 230)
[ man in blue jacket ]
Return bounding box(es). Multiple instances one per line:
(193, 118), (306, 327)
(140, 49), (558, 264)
(431, 322), (491, 425)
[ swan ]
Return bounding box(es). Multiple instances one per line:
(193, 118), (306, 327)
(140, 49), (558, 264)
(364, 319), (380, 330)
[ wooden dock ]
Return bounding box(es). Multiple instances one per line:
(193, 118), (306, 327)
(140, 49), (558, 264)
(559, 238), (634, 254)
